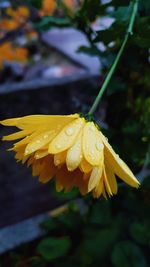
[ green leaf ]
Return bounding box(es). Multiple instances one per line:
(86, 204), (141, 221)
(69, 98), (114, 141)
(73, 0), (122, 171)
(29, 256), (47, 267)
(130, 221), (150, 245)
(111, 4), (133, 22)
(89, 201), (112, 225)
(77, 45), (102, 57)
(34, 16), (72, 31)
(81, 223), (119, 260)
(94, 22), (125, 44)
(140, 0), (150, 16)
(111, 241), (147, 267)
(133, 17), (150, 48)
(40, 218), (59, 232)
(37, 237), (71, 261)
(27, 0), (43, 9)
(111, 0), (130, 6)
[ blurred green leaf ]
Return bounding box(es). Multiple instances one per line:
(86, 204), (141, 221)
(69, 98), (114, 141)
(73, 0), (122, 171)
(95, 22), (125, 44)
(111, 0), (130, 6)
(111, 241), (147, 267)
(89, 201), (112, 225)
(81, 223), (119, 261)
(111, 4), (133, 22)
(34, 16), (72, 31)
(37, 237), (71, 261)
(27, 0), (43, 9)
(130, 221), (150, 245)
(29, 256), (47, 267)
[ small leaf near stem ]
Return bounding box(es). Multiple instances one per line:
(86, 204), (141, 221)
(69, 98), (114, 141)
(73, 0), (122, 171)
(88, 0), (139, 115)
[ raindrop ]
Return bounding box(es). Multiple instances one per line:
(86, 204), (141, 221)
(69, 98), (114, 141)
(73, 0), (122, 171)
(96, 142), (104, 151)
(44, 134), (48, 139)
(55, 143), (61, 149)
(36, 140), (41, 144)
(65, 127), (74, 136)
(55, 159), (61, 165)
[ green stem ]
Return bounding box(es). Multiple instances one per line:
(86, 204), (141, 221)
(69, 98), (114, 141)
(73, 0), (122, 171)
(88, 0), (139, 115)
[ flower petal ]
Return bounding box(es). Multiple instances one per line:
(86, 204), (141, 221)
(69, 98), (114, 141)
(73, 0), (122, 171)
(82, 122), (104, 166)
(34, 149), (49, 159)
(100, 132), (140, 188)
(88, 166), (103, 192)
(48, 118), (85, 154)
(93, 176), (103, 198)
(0, 114), (79, 129)
(54, 151), (66, 166)
(79, 158), (92, 173)
(2, 129), (33, 141)
(66, 132), (83, 171)
(39, 156), (56, 183)
(105, 162), (118, 194)
(25, 130), (56, 155)
(103, 166), (113, 197)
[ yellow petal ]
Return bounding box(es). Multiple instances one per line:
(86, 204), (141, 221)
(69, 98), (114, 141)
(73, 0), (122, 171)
(0, 114), (79, 129)
(100, 132), (140, 188)
(93, 176), (103, 198)
(79, 158), (93, 173)
(54, 151), (66, 166)
(56, 165), (73, 192)
(32, 161), (43, 176)
(14, 130), (44, 149)
(82, 122), (104, 166)
(105, 162), (118, 194)
(27, 155), (35, 167)
(48, 118), (85, 154)
(103, 166), (112, 197)
(66, 132), (82, 171)
(88, 166), (103, 192)
(2, 129), (33, 141)
(34, 149), (49, 159)
(39, 156), (56, 183)
(25, 130), (56, 155)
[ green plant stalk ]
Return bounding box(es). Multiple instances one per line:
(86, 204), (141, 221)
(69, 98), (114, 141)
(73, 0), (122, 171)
(88, 0), (139, 115)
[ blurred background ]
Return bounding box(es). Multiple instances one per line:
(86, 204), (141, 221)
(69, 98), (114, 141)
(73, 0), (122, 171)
(0, 0), (149, 266)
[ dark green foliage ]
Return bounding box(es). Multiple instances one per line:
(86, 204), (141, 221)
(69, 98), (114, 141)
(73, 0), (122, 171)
(111, 241), (147, 267)
(0, 1), (149, 267)
(37, 237), (71, 261)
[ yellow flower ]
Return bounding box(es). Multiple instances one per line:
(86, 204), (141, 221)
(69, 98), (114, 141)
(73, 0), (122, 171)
(0, 114), (140, 198)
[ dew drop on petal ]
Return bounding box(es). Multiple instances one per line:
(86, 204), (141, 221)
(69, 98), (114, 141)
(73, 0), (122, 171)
(55, 143), (61, 149)
(96, 142), (104, 151)
(65, 127), (74, 136)
(44, 134), (48, 139)
(55, 159), (61, 165)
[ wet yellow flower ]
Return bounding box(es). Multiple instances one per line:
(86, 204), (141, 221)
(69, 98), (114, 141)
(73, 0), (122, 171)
(0, 114), (139, 198)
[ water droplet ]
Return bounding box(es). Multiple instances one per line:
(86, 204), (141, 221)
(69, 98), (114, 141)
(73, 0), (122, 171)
(36, 140), (41, 144)
(55, 143), (61, 149)
(44, 134), (48, 139)
(65, 127), (74, 136)
(96, 142), (104, 151)
(55, 159), (61, 165)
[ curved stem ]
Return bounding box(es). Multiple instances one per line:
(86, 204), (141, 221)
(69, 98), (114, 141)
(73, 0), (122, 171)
(88, 0), (139, 115)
